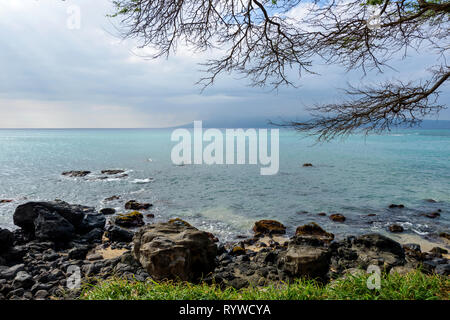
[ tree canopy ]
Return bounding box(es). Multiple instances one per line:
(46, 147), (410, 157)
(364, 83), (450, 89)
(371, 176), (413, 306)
(111, 0), (450, 140)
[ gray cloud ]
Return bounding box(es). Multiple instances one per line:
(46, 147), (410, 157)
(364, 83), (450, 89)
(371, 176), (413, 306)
(0, 0), (448, 128)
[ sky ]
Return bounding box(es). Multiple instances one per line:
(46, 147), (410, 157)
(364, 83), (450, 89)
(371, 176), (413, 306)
(0, 0), (448, 128)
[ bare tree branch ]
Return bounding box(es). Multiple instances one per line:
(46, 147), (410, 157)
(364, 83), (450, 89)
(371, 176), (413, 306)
(110, 0), (449, 139)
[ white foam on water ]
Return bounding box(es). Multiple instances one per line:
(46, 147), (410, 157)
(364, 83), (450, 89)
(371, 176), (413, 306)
(131, 178), (154, 184)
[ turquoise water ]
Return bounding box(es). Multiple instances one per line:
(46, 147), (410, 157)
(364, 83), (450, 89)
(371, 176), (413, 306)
(0, 128), (449, 242)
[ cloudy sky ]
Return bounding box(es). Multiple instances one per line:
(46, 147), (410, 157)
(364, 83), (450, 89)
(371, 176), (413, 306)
(0, 0), (448, 128)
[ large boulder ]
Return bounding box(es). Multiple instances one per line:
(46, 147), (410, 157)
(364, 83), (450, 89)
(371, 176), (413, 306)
(132, 222), (217, 282)
(278, 237), (331, 280)
(0, 228), (14, 252)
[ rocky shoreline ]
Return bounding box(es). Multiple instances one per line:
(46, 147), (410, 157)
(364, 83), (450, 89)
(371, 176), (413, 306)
(0, 200), (449, 300)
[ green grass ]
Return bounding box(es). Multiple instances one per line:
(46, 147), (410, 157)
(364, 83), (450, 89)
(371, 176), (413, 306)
(81, 270), (449, 300)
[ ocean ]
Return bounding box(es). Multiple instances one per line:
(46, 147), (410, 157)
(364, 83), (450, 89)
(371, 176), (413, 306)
(0, 128), (449, 243)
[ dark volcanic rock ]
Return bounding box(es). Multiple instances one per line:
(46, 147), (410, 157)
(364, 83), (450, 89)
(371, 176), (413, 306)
(328, 233), (406, 278)
(12, 201), (106, 245)
(104, 195), (120, 202)
(68, 246), (90, 260)
(13, 271), (34, 289)
(388, 224), (404, 233)
(423, 211), (440, 219)
(62, 171), (91, 177)
(13, 201), (91, 233)
(389, 204), (405, 209)
(439, 232), (450, 241)
(133, 222), (217, 282)
(79, 213), (106, 232)
(329, 214), (346, 222)
(101, 170), (125, 175)
(0, 264), (25, 280)
(81, 228), (104, 242)
(34, 211), (75, 241)
(302, 163), (313, 167)
(435, 264), (450, 276)
(278, 236), (331, 280)
(105, 225), (134, 243)
(295, 222), (334, 242)
(0, 228), (14, 252)
(114, 211), (145, 228)
(100, 208), (116, 215)
(252, 220), (286, 236)
(124, 200), (152, 211)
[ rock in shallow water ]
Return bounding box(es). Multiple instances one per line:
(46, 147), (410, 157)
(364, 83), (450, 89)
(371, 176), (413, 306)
(252, 220), (286, 236)
(124, 200), (152, 211)
(295, 222), (334, 242)
(62, 171), (91, 177)
(99, 208), (116, 215)
(388, 224), (404, 233)
(329, 213), (346, 222)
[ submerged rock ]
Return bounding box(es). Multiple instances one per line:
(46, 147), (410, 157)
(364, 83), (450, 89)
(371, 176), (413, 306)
(388, 224), (404, 233)
(124, 200), (152, 211)
(423, 211), (441, 219)
(132, 222), (217, 282)
(101, 170), (125, 175)
(104, 196), (120, 202)
(62, 171), (91, 177)
(252, 220), (286, 236)
(329, 214), (346, 222)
